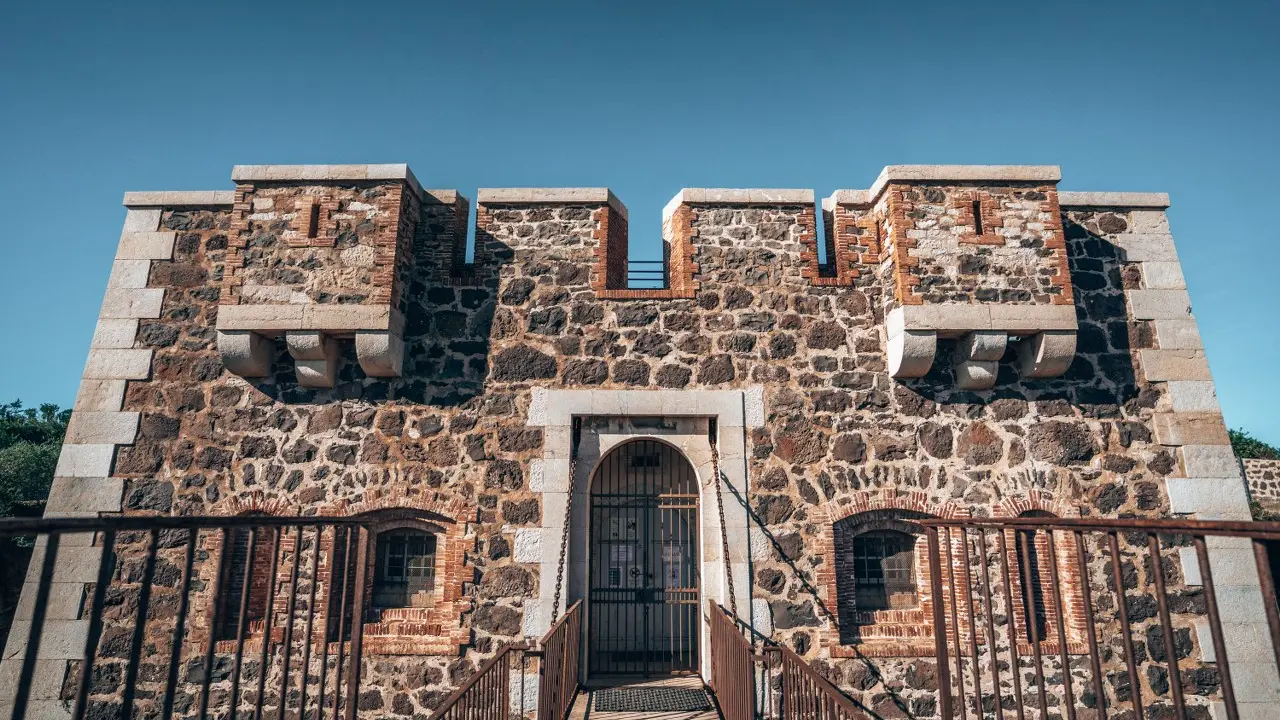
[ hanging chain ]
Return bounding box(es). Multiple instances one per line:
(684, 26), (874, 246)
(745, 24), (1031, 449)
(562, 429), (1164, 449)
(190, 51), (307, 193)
(710, 418), (738, 615)
(549, 417), (581, 625)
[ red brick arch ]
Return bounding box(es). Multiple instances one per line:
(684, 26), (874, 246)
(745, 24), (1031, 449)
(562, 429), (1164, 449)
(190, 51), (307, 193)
(996, 491), (1088, 655)
(316, 487), (474, 655)
(815, 491), (969, 658)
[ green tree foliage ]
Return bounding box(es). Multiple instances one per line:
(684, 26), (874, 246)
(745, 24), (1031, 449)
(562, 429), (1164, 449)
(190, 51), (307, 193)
(1231, 429), (1280, 460)
(0, 400), (70, 516)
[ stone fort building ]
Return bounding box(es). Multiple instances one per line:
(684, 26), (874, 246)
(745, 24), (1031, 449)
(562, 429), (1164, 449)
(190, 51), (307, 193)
(1, 163), (1268, 719)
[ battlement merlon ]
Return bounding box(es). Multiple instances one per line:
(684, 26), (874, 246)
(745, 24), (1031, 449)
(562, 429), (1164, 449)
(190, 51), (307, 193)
(120, 164), (1179, 390)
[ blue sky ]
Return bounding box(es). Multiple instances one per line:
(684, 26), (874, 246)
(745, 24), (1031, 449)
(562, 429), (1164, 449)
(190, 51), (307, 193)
(1, 0), (1277, 442)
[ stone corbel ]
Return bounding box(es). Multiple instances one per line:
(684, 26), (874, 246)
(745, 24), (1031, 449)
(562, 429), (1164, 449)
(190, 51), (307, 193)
(217, 330), (271, 377)
(356, 330), (404, 377)
(286, 331), (339, 388)
(1018, 330), (1077, 378)
(953, 331), (1007, 390)
(887, 329), (937, 378)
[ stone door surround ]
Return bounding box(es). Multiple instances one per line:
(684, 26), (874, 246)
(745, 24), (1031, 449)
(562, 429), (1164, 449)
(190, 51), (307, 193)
(525, 388), (763, 679)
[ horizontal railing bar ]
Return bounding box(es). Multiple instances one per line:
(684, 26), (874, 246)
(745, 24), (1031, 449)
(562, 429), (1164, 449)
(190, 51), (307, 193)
(0, 513), (421, 534)
(919, 516), (1280, 538)
(540, 599), (583, 644)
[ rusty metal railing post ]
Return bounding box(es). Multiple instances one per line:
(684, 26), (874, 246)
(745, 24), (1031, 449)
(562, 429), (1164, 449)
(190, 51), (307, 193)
(343, 525), (370, 720)
(926, 525), (954, 720)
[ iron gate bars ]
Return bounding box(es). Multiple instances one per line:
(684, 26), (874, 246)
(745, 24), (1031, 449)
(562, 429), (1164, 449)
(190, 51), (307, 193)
(588, 438), (700, 677)
(0, 513), (382, 720)
(922, 516), (1280, 720)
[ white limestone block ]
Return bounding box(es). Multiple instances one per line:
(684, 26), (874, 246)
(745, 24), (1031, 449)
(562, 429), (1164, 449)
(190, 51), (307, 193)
(115, 231), (176, 260)
(45, 477), (124, 516)
(215, 304), (305, 331)
(1115, 233), (1180, 262)
(955, 331), (1008, 362)
(531, 458), (569, 493)
(1165, 477), (1251, 519)
(526, 387), (548, 426)
(887, 329), (937, 378)
(743, 386), (765, 427)
(73, 379), (127, 412)
(0, 658), (72, 702)
(99, 288), (164, 319)
(90, 319), (139, 349)
(1153, 318), (1204, 350)
(287, 331), (339, 388)
(300, 304), (397, 332)
(217, 330), (271, 377)
(355, 330), (404, 377)
(1017, 330), (1076, 378)
(106, 259), (152, 289)
(1181, 445), (1242, 478)
(83, 349), (153, 379)
(1129, 209), (1172, 233)
(954, 360), (998, 390)
(1181, 547), (1202, 586)
(752, 598), (774, 637)
(1, 620), (88, 661)
(122, 208), (162, 232)
(54, 444), (115, 478)
(1140, 349), (1211, 381)
(1167, 381), (1221, 413)
(1142, 262), (1187, 289)
(1128, 289), (1192, 320)
(64, 411), (139, 445)
(514, 528), (543, 563)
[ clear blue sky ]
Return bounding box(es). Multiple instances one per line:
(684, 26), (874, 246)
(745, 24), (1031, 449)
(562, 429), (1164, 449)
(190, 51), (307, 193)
(1, 1), (1277, 443)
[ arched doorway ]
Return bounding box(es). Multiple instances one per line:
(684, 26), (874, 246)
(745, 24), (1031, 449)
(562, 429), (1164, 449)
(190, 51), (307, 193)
(588, 438), (700, 677)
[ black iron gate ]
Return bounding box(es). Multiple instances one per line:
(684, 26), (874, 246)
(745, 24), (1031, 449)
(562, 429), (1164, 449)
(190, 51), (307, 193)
(588, 439), (700, 676)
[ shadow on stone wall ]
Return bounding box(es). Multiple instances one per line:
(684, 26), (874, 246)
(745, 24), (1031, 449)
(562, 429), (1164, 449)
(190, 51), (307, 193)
(244, 241), (509, 409)
(899, 218), (1141, 420)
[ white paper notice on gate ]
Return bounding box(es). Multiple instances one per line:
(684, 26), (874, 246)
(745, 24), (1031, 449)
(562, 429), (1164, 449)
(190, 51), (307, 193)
(663, 546), (681, 586)
(610, 544), (634, 563)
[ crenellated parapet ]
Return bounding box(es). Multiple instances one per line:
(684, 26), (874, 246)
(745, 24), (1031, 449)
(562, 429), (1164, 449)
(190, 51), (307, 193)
(199, 164), (1168, 393)
(216, 164), (424, 386)
(825, 166), (1077, 388)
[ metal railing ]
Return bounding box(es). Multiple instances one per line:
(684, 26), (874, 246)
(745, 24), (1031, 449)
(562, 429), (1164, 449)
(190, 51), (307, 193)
(0, 513), (381, 720)
(922, 516), (1280, 720)
(535, 600), (582, 720)
(710, 601), (758, 720)
(428, 600), (582, 720)
(427, 642), (526, 720)
(627, 260), (667, 289)
(710, 602), (864, 720)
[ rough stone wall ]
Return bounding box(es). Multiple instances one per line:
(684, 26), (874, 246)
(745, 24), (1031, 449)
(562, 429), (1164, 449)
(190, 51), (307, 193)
(881, 183), (1072, 309)
(1244, 459), (1280, 515)
(57, 178), (1238, 720)
(224, 182), (414, 311)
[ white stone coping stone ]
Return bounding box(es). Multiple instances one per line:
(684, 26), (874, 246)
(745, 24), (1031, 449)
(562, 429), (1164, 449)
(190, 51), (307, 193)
(662, 188), (815, 220)
(215, 304), (404, 334)
(423, 189), (463, 205)
(868, 165), (1060, 201)
(476, 188), (627, 221)
(122, 191), (235, 207)
(1059, 191), (1170, 208)
(821, 190), (873, 211)
(887, 303), (1078, 337)
(231, 164), (424, 198)
(824, 165), (1060, 210)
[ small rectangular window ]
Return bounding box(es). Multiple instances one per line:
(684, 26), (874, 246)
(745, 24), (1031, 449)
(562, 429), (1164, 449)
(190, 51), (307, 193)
(972, 200), (984, 236)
